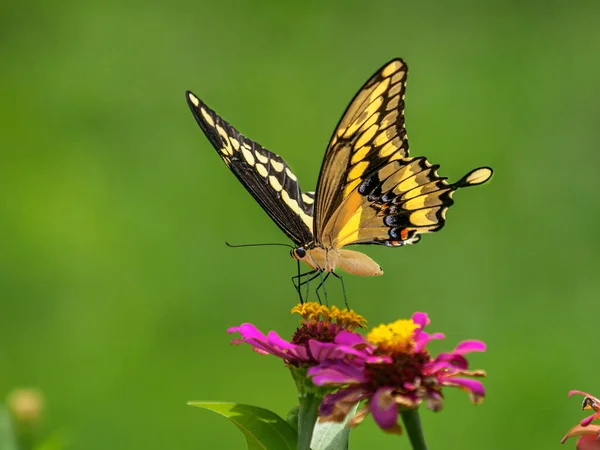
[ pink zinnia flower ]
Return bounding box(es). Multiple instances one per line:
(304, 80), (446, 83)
(228, 302), (367, 367)
(562, 390), (600, 449)
(308, 312), (486, 434)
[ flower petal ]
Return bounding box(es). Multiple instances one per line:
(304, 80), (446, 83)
(568, 389), (592, 397)
(576, 433), (600, 449)
(442, 377), (485, 403)
(228, 323), (309, 362)
(335, 330), (368, 347)
(426, 390), (444, 412)
(569, 390), (599, 400)
(228, 323), (265, 339)
(561, 424), (600, 444)
(370, 387), (399, 431)
(582, 412), (600, 427)
(414, 330), (445, 353)
(308, 338), (369, 363)
(319, 386), (368, 420)
(309, 361), (368, 385)
(347, 404), (371, 428)
(411, 312), (430, 329)
(426, 359), (468, 375)
(453, 340), (486, 354)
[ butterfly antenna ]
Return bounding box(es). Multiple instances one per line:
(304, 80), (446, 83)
(225, 242), (294, 249)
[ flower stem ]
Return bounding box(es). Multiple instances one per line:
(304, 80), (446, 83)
(297, 391), (320, 450)
(400, 409), (427, 450)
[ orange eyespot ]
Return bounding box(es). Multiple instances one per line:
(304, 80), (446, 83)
(400, 229), (409, 240)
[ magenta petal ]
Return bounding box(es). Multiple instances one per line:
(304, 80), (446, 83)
(309, 361), (368, 385)
(228, 323), (310, 362)
(335, 330), (368, 346)
(569, 390), (594, 398)
(308, 339), (368, 363)
(370, 387), (399, 430)
(307, 340), (343, 362)
(411, 312), (430, 329)
(414, 331), (445, 353)
(576, 434), (600, 449)
(426, 390), (444, 412)
(430, 353), (469, 371)
(426, 359), (467, 374)
(569, 390), (600, 407)
(581, 412), (600, 427)
(266, 332), (309, 359)
(443, 377), (485, 398)
(229, 323), (266, 338)
(320, 387), (368, 416)
(453, 340), (486, 354)
(266, 331), (295, 348)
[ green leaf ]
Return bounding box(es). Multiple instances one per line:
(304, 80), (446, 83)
(189, 402), (297, 450)
(310, 403), (358, 450)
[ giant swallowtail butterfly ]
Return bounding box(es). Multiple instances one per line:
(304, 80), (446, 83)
(186, 59), (492, 299)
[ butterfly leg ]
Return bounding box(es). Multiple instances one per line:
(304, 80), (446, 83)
(291, 271), (311, 302)
(292, 268), (319, 303)
(297, 270), (325, 303)
(291, 260), (306, 302)
(315, 271), (330, 306)
(330, 272), (348, 309)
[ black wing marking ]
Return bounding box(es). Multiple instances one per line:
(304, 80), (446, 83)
(186, 91), (314, 246)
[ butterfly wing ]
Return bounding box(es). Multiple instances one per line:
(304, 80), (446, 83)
(332, 161), (492, 248)
(313, 59), (492, 249)
(186, 91), (314, 246)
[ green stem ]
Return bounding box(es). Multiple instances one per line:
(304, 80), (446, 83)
(297, 392), (320, 450)
(400, 409), (427, 450)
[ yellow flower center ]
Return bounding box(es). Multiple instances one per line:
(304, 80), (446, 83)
(291, 302), (367, 331)
(367, 319), (419, 351)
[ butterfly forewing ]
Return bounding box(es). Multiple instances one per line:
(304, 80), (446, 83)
(186, 91), (315, 246)
(314, 59), (410, 245)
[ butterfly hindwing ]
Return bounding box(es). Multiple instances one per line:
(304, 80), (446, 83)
(186, 91), (314, 246)
(335, 159), (493, 247)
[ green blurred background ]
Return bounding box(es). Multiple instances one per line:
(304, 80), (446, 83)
(1, 0), (599, 448)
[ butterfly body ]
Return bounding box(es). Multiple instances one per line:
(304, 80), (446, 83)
(291, 246), (383, 276)
(186, 58), (492, 285)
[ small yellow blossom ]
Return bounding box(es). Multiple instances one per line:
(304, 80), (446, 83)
(291, 302), (366, 331)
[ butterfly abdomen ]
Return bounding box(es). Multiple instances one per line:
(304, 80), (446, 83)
(336, 249), (383, 276)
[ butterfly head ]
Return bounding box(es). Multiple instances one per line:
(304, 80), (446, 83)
(290, 247), (307, 260)
(290, 245), (330, 272)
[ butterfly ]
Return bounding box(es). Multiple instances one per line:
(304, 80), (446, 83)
(186, 58), (492, 300)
